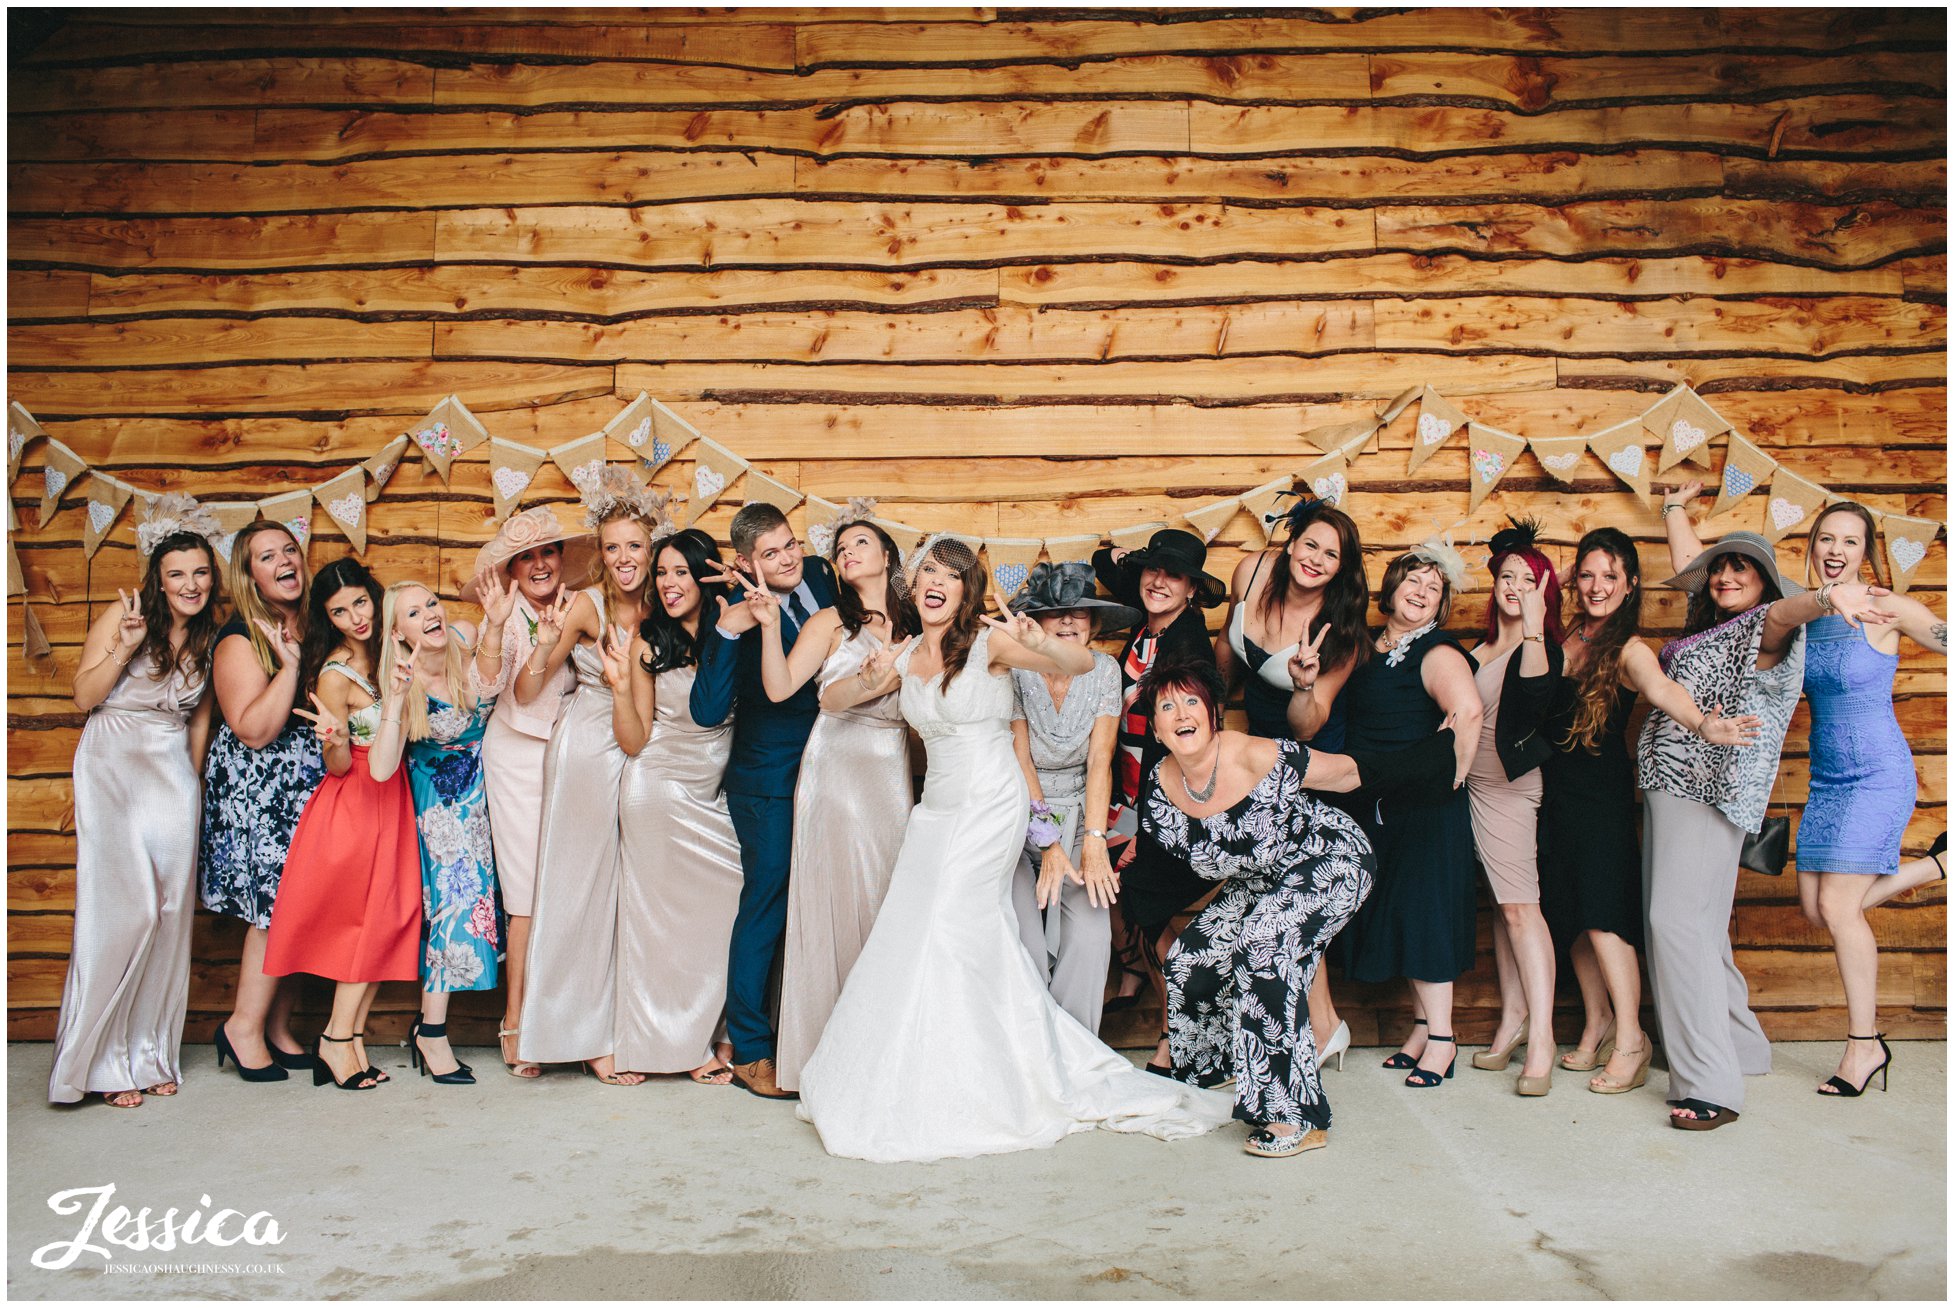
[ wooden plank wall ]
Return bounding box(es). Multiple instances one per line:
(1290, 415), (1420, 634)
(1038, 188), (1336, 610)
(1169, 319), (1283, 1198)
(7, 8), (1946, 1048)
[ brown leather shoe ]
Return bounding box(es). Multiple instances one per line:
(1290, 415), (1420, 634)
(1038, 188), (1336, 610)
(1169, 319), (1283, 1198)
(729, 1058), (798, 1101)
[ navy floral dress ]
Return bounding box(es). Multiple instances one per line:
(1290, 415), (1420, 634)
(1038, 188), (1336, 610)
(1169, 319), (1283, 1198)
(199, 618), (325, 929)
(1143, 740), (1376, 1130)
(407, 693), (500, 993)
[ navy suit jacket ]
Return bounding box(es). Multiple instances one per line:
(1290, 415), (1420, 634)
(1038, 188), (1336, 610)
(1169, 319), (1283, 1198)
(689, 555), (839, 799)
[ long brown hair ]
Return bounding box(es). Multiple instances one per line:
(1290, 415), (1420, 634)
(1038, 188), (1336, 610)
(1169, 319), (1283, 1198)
(1683, 552), (1781, 635)
(1805, 502), (1884, 588)
(831, 520), (918, 642)
(226, 522), (310, 676)
(1255, 501), (1368, 674)
(135, 532), (224, 683)
(298, 558), (384, 697)
(1562, 528), (1641, 754)
(916, 536), (988, 693)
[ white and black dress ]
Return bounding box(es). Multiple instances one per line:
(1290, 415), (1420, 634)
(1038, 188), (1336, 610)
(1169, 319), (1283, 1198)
(1142, 740), (1376, 1131)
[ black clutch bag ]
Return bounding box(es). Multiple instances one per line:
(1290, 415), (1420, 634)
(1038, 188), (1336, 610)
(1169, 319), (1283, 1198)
(1739, 815), (1791, 877)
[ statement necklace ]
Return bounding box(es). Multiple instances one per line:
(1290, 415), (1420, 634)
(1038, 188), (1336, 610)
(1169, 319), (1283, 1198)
(1380, 619), (1438, 668)
(1181, 749), (1222, 804)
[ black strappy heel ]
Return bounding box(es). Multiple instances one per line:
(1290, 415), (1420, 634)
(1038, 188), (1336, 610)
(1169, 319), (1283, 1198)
(1381, 1018), (1427, 1070)
(313, 1034), (379, 1090)
(1818, 1033), (1893, 1097)
(1404, 1034), (1457, 1088)
(408, 1020), (475, 1086)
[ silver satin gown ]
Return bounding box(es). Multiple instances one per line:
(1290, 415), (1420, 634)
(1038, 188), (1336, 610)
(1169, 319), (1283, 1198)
(518, 592), (626, 1066)
(615, 663), (744, 1073)
(775, 630), (914, 1092)
(49, 656), (207, 1103)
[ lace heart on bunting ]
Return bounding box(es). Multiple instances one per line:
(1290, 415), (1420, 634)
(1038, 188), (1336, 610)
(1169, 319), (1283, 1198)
(326, 493), (364, 528)
(1607, 446), (1643, 479)
(694, 465), (727, 502)
(493, 466), (533, 501)
(1417, 414), (1453, 446)
(1768, 497), (1806, 531)
(1890, 537), (1927, 573)
(1723, 467), (1756, 499)
(992, 562), (1030, 597)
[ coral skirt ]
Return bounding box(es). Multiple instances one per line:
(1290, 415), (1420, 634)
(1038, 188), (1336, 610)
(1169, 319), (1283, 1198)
(264, 746), (423, 983)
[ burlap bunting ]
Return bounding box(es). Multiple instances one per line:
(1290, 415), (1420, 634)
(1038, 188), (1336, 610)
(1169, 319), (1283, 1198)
(1645, 385), (1729, 474)
(687, 438), (750, 526)
(1879, 512), (1941, 595)
(1110, 521), (1169, 553)
(1300, 450), (1350, 508)
(313, 466), (370, 553)
(646, 398), (702, 476)
(1301, 416), (1379, 457)
(870, 517), (926, 561)
(1711, 431), (1778, 519)
(81, 474), (134, 559)
(1182, 497), (1241, 543)
(802, 495), (846, 558)
(487, 438), (548, 525)
(1407, 386), (1468, 476)
(37, 439), (88, 530)
(405, 397), (482, 485)
(1587, 418), (1653, 509)
(983, 537), (1044, 601)
(1041, 533), (1102, 565)
(550, 431), (608, 499)
(203, 502), (262, 566)
(1237, 477), (1295, 545)
(602, 392), (660, 458)
(1465, 422), (1528, 513)
(9, 401), (44, 487)
(257, 487), (315, 550)
(1528, 435), (1588, 486)
(362, 434), (409, 503)
(1760, 465), (1829, 545)
(22, 598), (52, 669)
(742, 468), (804, 515)
(8, 537), (26, 597)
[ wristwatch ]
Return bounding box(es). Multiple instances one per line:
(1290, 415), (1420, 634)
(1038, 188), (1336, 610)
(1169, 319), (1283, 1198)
(1082, 828), (1108, 841)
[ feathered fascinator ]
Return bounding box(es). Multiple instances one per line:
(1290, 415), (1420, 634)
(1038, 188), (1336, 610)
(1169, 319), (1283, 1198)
(1405, 526), (1472, 593)
(1268, 489), (1330, 541)
(835, 496), (879, 530)
(1487, 515), (1543, 561)
(135, 492), (225, 558)
(580, 464), (669, 530)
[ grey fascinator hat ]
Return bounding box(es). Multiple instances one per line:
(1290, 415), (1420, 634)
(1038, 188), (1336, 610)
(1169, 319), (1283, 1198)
(1012, 560), (1142, 632)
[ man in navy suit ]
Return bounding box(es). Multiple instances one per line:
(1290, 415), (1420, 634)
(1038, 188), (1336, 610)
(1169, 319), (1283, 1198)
(691, 502), (838, 1099)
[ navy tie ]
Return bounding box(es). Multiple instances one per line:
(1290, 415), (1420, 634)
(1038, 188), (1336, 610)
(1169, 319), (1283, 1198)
(786, 590), (811, 628)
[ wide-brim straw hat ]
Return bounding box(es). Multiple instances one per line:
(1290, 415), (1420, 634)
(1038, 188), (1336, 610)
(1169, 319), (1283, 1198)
(1011, 560), (1142, 633)
(461, 505), (599, 605)
(1123, 528), (1228, 608)
(1660, 530), (1804, 596)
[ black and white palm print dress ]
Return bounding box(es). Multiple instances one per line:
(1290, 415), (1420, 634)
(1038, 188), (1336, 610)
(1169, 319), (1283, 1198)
(1142, 739), (1376, 1130)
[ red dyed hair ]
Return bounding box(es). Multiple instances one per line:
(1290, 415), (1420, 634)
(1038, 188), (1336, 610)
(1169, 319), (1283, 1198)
(1482, 548), (1565, 646)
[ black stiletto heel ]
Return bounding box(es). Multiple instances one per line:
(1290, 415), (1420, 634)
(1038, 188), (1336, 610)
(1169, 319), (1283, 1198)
(1381, 1018), (1427, 1070)
(1404, 1034), (1457, 1088)
(214, 1025), (289, 1083)
(313, 1034), (379, 1090)
(1818, 1033), (1892, 1097)
(408, 1020), (475, 1085)
(267, 1039), (317, 1072)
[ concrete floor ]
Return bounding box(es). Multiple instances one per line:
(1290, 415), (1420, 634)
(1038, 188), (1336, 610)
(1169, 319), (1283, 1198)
(7, 1040), (1945, 1300)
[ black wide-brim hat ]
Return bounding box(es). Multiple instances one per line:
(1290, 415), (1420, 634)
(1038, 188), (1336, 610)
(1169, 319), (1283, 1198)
(1124, 528), (1227, 608)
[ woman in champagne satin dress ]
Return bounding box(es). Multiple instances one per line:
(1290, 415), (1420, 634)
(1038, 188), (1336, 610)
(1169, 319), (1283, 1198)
(757, 516), (918, 1093)
(51, 512), (220, 1107)
(602, 528), (745, 1080)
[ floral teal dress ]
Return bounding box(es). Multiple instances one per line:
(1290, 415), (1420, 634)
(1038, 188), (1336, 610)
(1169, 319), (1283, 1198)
(407, 693), (500, 993)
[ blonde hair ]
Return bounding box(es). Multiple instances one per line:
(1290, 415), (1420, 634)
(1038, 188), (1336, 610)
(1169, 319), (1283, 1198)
(226, 522), (310, 677)
(595, 511), (655, 619)
(378, 581), (476, 741)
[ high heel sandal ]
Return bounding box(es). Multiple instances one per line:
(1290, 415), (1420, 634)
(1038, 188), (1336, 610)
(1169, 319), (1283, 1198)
(1471, 1028), (1527, 1072)
(213, 1025), (288, 1083)
(1320, 1020), (1351, 1072)
(1818, 1033), (1892, 1097)
(1403, 1034), (1456, 1088)
(313, 1034), (379, 1090)
(1558, 1021), (1616, 1072)
(1930, 832), (1946, 880)
(1102, 939), (1150, 1015)
(353, 1030), (389, 1083)
(1587, 1041), (1653, 1094)
(1144, 1030), (1175, 1077)
(499, 1027), (542, 1080)
(407, 1020), (475, 1085)
(1380, 1018), (1426, 1070)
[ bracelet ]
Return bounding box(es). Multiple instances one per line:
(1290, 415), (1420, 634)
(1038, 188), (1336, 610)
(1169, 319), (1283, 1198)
(1521, 633), (1544, 643)
(523, 660), (547, 677)
(1293, 679), (1317, 694)
(1660, 503), (1684, 516)
(1082, 828), (1108, 841)
(1815, 581), (1837, 614)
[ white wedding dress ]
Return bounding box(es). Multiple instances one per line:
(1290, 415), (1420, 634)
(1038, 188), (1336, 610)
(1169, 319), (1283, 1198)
(797, 629), (1234, 1162)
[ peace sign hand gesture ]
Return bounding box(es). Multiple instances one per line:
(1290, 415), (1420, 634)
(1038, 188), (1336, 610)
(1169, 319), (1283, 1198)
(597, 624), (634, 693)
(1287, 618), (1329, 692)
(532, 589), (575, 655)
(386, 635), (417, 701)
(253, 617), (301, 668)
(746, 586), (782, 631)
(479, 573), (519, 631)
(857, 635), (914, 690)
(114, 588), (147, 653)
(292, 691), (347, 749)
(979, 591), (1042, 649)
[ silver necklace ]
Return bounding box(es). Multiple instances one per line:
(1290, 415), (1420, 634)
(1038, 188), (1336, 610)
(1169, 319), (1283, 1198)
(1181, 749), (1222, 804)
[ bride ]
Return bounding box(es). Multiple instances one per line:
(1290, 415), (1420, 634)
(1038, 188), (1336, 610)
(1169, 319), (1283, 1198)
(795, 536), (1234, 1162)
